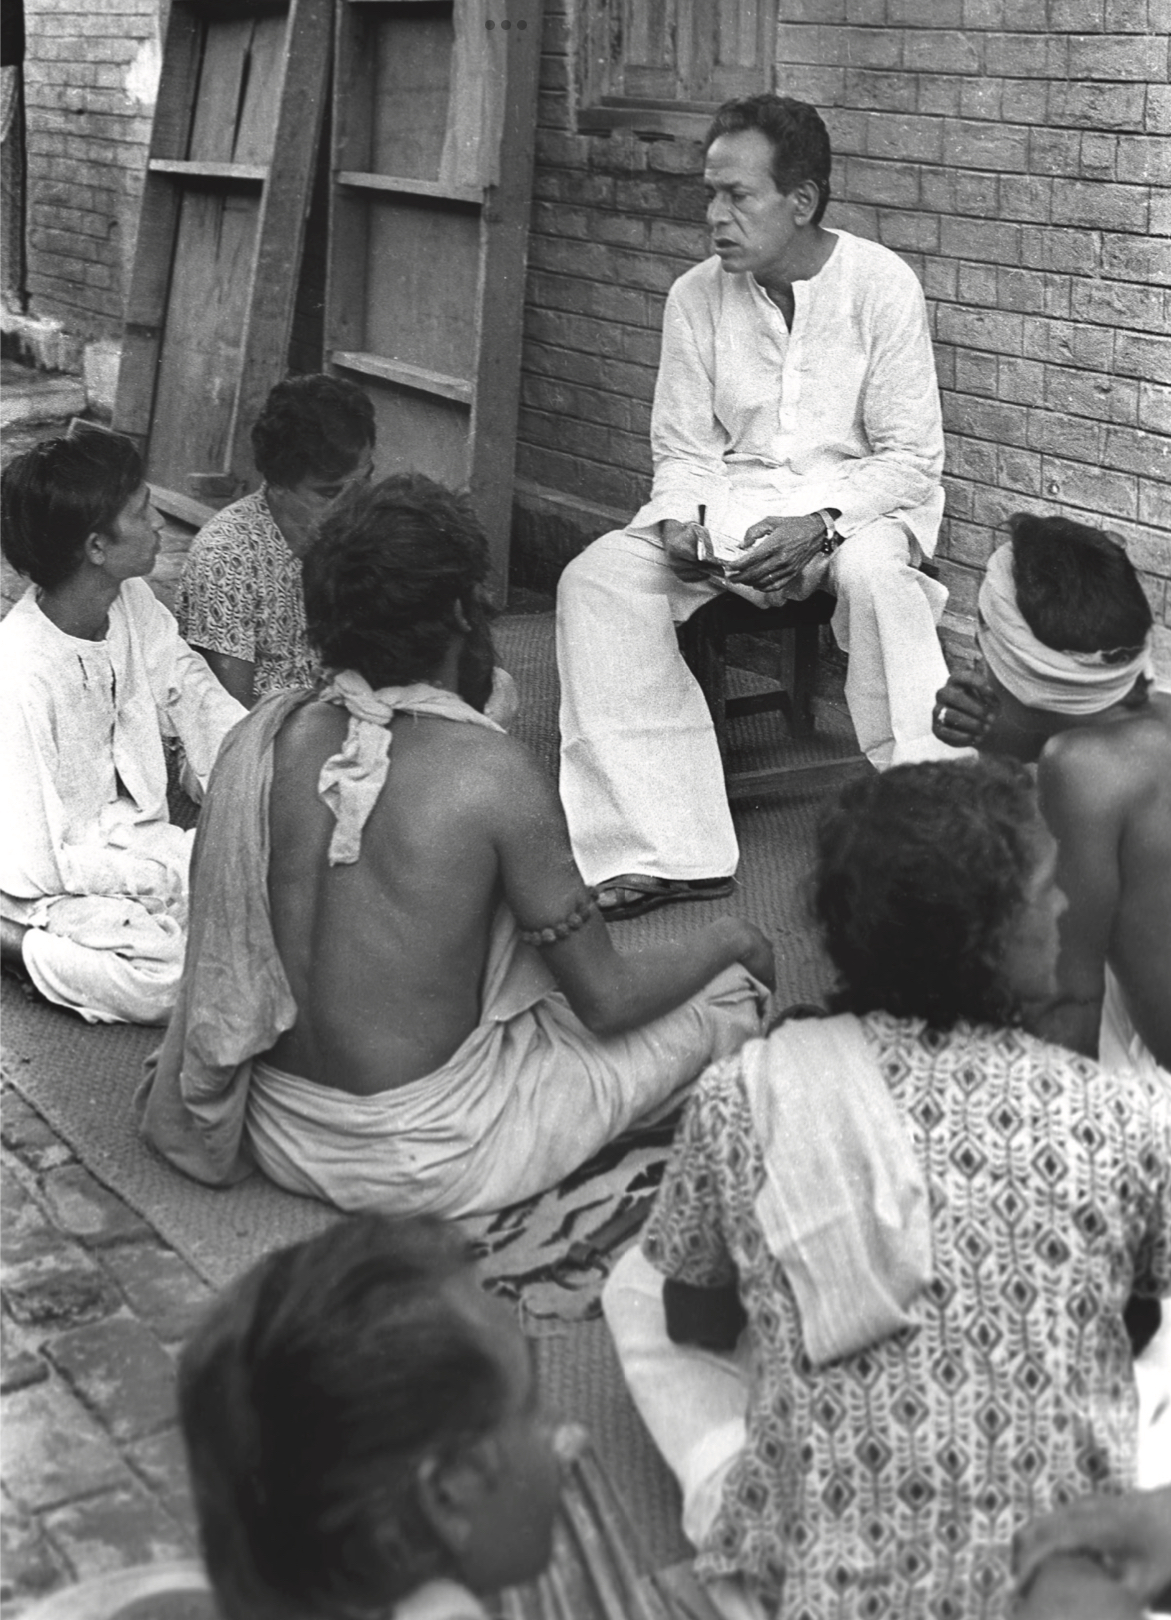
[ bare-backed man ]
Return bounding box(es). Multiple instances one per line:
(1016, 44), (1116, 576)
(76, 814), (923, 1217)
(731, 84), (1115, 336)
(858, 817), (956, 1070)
(934, 513), (1171, 1080)
(140, 474), (772, 1216)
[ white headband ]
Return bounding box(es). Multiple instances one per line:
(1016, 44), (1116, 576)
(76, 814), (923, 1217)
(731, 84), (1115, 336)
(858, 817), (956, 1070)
(977, 544), (1152, 716)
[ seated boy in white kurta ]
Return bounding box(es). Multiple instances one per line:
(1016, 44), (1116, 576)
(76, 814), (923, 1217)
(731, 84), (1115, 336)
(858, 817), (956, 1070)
(0, 430), (245, 1023)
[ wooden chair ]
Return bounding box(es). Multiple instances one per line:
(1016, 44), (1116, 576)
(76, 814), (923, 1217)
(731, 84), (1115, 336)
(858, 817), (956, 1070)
(678, 590), (866, 802)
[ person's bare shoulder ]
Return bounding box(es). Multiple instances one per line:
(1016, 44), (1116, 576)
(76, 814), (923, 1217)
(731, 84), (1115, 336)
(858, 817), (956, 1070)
(1040, 697), (1171, 817)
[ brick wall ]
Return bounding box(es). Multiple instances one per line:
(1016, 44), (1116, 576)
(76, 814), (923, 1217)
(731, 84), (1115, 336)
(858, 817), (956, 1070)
(20, 0), (161, 341)
(517, 0), (1170, 658)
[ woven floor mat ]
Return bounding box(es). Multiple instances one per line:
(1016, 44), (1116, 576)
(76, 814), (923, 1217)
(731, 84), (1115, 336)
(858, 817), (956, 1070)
(1, 607), (856, 1579)
(534, 1317), (690, 1572)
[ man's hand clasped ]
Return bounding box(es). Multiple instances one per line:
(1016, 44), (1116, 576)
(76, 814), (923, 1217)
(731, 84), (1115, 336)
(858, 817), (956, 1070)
(933, 667), (999, 750)
(660, 512), (826, 591)
(728, 513), (826, 592)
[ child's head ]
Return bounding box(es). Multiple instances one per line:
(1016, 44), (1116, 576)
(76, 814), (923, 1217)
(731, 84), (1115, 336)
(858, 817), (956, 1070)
(178, 1214), (561, 1620)
(0, 427), (145, 589)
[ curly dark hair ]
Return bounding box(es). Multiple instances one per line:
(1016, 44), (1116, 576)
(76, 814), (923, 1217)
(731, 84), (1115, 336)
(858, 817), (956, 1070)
(179, 1215), (507, 1620)
(303, 472), (491, 688)
(704, 94), (832, 225)
(251, 374), (375, 488)
(814, 758), (1043, 1030)
(0, 427), (143, 590)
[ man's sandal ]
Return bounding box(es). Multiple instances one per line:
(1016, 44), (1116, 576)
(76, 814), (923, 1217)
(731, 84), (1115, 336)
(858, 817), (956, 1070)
(596, 873), (736, 922)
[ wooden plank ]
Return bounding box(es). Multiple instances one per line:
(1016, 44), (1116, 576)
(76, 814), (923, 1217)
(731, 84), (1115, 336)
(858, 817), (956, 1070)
(146, 186), (259, 491)
(361, 380), (475, 491)
(149, 159), (266, 180)
(371, 6), (455, 180)
(113, 5), (205, 447)
(233, 11), (287, 163)
(324, 0), (374, 361)
(466, 0), (543, 590)
(227, 0), (333, 479)
(337, 170), (482, 205)
(188, 18), (253, 162)
(149, 485), (217, 529)
(364, 202), (479, 381)
(331, 350), (473, 404)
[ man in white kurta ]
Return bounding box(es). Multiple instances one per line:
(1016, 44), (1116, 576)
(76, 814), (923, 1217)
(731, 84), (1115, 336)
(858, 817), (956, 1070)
(557, 96), (953, 904)
(0, 576), (245, 1023)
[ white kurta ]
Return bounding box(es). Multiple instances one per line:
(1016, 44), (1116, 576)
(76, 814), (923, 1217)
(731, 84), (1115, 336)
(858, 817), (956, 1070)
(557, 231), (953, 886)
(0, 578), (246, 1023)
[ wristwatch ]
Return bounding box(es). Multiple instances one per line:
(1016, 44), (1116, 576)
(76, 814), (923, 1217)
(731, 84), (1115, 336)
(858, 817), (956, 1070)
(817, 509), (843, 555)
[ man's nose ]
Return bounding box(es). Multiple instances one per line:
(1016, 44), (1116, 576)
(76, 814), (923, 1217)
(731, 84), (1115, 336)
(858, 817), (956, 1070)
(707, 195), (729, 228)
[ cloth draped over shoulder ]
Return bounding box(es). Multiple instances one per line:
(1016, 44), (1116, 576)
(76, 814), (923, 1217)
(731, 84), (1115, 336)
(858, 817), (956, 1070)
(315, 669), (502, 863)
(978, 543), (1154, 715)
(740, 1014), (934, 1366)
(136, 680), (538, 1185)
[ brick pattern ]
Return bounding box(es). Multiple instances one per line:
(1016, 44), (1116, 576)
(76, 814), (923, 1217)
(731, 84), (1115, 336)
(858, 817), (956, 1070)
(1, 1087), (206, 1613)
(20, 0), (161, 340)
(520, 0), (1170, 649)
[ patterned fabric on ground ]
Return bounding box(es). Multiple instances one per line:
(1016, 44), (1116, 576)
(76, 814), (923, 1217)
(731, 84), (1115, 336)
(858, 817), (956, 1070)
(639, 1015), (1171, 1618)
(177, 490), (318, 698)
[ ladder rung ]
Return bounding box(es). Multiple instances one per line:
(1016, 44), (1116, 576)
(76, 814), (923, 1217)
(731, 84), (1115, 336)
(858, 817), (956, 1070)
(149, 159), (267, 182)
(337, 170), (482, 205)
(331, 351), (473, 405)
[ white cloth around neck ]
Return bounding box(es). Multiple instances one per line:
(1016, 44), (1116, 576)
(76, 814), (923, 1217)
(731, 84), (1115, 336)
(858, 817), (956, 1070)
(316, 670), (502, 865)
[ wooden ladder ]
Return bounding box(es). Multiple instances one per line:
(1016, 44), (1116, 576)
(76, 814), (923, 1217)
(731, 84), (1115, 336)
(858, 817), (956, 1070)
(325, 0), (541, 594)
(113, 0), (333, 528)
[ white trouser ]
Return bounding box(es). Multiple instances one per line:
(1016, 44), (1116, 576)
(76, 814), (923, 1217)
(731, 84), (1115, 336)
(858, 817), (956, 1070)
(557, 519), (953, 887)
(602, 1246), (767, 1620)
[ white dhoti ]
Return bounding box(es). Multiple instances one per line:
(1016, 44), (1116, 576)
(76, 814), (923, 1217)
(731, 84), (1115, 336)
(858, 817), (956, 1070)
(5, 820), (193, 1026)
(557, 518), (952, 887)
(1100, 966), (1171, 1095)
(245, 960), (764, 1220)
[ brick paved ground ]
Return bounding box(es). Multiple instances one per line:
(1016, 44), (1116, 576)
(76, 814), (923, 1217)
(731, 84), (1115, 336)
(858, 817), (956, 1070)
(1, 1076), (208, 1617)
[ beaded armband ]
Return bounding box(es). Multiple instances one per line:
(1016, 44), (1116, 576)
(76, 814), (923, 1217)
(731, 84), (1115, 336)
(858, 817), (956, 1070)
(519, 889), (599, 947)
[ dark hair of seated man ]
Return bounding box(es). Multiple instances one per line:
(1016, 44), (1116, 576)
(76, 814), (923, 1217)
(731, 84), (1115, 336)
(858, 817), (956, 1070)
(703, 92), (832, 225)
(178, 1213), (560, 1620)
(250, 372), (376, 491)
(1008, 511), (1154, 662)
(303, 471), (495, 703)
(0, 428), (143, 590)
(814, 757), (1045, 1031)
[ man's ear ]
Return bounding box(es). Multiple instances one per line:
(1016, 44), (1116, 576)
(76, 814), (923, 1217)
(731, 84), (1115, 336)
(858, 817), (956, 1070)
(415, 1438), (500, 1559)
(83, 529), (109, 567)
(789, 179), (821, 227)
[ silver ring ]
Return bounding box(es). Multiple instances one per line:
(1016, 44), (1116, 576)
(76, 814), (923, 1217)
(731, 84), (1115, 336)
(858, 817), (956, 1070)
(938, 705), (949, 727)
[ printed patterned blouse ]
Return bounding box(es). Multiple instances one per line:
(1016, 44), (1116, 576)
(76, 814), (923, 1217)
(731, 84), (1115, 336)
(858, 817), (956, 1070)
(177, 490), (320, 700)
(642, 1014), (1171, 1620)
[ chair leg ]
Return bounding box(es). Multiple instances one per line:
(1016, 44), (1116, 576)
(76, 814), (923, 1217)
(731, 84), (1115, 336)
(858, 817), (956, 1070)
(790, 621), (820, 739)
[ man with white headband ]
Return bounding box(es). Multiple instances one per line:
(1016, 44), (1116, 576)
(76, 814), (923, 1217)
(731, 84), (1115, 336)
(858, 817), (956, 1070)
(933, 512), (1170, 1085)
